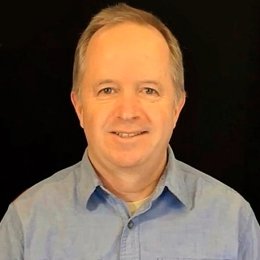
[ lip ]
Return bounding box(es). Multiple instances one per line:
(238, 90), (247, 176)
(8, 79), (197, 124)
(110, 131), (148, 138)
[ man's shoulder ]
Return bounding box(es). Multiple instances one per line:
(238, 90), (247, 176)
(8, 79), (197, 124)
(12, 161), (82, 218)
(23, 161), (81, 194)
(175, 159), (251, 210)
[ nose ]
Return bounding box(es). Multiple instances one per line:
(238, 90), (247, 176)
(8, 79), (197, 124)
(116, 92), (140, 120)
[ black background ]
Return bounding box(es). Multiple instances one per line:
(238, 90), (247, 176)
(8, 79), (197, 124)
(1, 0), (259, 220)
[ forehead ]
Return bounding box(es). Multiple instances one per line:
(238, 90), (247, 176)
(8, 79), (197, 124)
(82, 22), (171, 81)
(91, 21), (166, 43)
(86, 22), (170, 61)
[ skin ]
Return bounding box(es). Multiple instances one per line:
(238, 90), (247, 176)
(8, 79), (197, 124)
(71, 22), (185, 202)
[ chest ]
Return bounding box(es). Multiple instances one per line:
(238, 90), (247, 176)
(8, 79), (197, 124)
(23, 204), (238, 260)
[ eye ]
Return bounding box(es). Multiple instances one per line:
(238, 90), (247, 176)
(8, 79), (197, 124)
(98, 87), (115, 95)
(142, 87), (159, 96)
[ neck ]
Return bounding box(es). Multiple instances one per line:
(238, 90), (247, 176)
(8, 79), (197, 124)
(89, 153), (167, 202)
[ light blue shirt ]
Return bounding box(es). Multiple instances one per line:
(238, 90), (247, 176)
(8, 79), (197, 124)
(0, 147), (259, 259)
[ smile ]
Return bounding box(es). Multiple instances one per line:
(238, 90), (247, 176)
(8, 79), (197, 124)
(112, 131), (146, 138)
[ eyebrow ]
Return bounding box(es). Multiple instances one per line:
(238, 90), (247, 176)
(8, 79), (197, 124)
(137, 80), (160, 85)
(94, 79), (162, 88)
(96, 79), (117, 86)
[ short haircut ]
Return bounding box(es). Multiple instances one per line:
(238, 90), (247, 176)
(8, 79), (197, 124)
(72, 3), (185, 101)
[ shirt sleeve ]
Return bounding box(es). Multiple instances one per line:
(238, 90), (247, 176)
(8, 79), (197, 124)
(0, 203), (24, 260)
(238, 206), (260, 260)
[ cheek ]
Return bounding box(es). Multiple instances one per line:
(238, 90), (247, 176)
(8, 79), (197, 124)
(149, 103), (175, 125)
(82, 104), (111, 131)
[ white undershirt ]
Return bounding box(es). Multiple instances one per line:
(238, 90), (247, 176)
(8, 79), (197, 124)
(126, 196), (151, 215)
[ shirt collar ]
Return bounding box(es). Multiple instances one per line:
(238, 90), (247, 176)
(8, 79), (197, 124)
(77, 149), (102, 208)
(77, 146), (194, 210)
(164, 146), (194, 210)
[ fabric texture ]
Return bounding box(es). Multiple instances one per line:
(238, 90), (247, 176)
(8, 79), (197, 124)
(0, 147), (259, 260)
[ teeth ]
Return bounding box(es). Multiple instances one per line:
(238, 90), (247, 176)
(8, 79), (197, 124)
(114, 131), (143, 138)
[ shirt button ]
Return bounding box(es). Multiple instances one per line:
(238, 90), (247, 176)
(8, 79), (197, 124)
(127, 220), (134, 229)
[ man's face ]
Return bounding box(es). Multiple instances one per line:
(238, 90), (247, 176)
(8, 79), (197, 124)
(72, 22), (185, 171)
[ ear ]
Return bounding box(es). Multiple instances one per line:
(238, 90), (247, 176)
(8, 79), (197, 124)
(172, 95), (186, 128)
(71, 91), (84, 128)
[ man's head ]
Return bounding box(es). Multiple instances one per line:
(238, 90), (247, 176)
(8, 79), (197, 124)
(72, 3), (185, 102)
(71, 4), (185, 172)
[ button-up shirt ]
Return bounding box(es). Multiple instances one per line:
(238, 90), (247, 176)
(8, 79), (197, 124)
(0, 147), (259, 259)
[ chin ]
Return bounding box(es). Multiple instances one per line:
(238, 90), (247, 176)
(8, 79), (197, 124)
(108, 152), (147, 169)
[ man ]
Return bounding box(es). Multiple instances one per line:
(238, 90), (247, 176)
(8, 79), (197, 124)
(0, 3), (259, 259)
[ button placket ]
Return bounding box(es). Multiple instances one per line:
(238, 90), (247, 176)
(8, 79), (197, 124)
(119, 218), (140, 259)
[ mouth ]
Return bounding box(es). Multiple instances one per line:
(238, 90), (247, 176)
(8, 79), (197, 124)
(111, 131), (147, 138)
